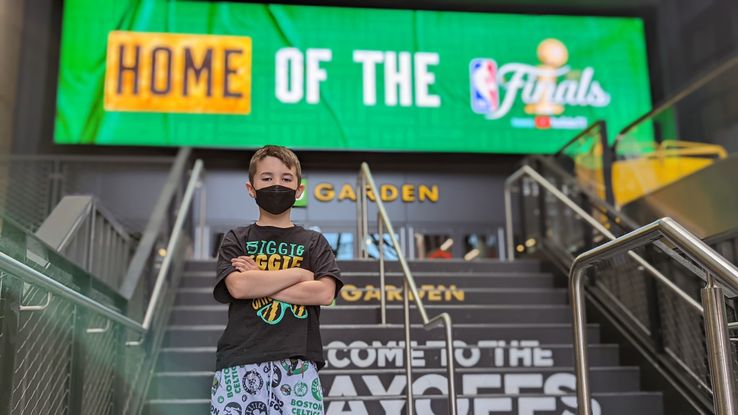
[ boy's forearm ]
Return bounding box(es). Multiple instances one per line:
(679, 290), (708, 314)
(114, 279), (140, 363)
(271, 279), (335, 306)
(225, 268), (306, 299)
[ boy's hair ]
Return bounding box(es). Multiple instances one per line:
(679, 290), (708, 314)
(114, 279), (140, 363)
(249, 145), (302, 185)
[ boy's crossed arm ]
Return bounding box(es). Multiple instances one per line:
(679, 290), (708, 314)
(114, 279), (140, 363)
(270, 277), (336, 306)
(225, 256), (336, 305)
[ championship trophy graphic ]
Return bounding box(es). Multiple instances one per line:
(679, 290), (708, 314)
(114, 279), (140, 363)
(524, 38), (568, 116)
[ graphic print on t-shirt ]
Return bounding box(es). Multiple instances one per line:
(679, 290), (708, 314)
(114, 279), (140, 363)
(245, 239), (308, 325)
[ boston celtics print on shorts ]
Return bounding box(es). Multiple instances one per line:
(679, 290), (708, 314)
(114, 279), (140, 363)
(211, 359), (324, 415)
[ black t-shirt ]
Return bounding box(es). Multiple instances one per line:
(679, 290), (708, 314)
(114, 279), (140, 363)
(213, 223), (343, 371)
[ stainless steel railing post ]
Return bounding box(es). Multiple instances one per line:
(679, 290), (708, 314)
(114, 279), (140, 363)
(356, 174), (369, 259)
(504, 175), (516, 261)
(198, 178), (207, 259)
(379, 213), (387, 325)
(570, 264), (592, 415)
(358, 163), (456, 415)
(355, 175), (363, 258)
(701, 275), (737, 415)
(442, 313), (458, 414)
(403, 278), (414, 415)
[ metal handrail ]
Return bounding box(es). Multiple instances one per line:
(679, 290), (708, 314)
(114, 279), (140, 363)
(0, 153), (203, 415)
(356, 162), (457, 415)
(39, 195), (134, 290)
(569, 218), (738, 415)
(504, 164), (737, 414)
(0, 252), (145, 332)
(528, 155), (640, 229)
(55, 198), (132, 253)
(528, 154), (729, 288)
(120, 147), (192, 300)
(127, 159), (204, 345)
(504, 165), (703, 312)
(0, 158), (204, 339)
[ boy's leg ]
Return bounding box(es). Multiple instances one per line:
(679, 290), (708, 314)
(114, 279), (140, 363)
(211, 363), (271, 414)
(272, 358), (325, 415)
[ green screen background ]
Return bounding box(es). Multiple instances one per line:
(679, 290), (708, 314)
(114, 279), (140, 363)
(54, 1), (652, 153)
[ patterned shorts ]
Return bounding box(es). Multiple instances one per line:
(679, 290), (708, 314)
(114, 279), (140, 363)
(210, 358), (324, 415)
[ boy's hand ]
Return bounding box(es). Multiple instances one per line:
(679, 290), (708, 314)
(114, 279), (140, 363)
(231, 256), (258, 272)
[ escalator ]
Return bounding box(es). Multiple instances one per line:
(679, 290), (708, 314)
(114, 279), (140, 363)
(562, 55), (738, 240)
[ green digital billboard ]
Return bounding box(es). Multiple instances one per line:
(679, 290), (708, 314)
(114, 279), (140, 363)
(54, 1), (652, 153)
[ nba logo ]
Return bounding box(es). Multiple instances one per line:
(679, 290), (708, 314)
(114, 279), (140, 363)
(470, 58), (499, 115)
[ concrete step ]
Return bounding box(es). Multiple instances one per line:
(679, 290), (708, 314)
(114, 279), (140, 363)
(168, 304), (574, 326)
(146, 391), (663, 415)
(148, 366), (644, 400)
(174, 286), (569, 307)
(184, 258), (543, 274)
(157, 343), (619, 372)
(160, 260), (665, 415)
(335, 286), (568, 306)
(163, 323), (599, 348)
(180, 272), (557, 289)
(334, 259), (543, 274)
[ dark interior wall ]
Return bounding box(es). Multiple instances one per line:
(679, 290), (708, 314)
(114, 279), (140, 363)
(12, 0), (64, 156)
(0, 0), (24, 157)
(650, 0), (738, 150)
(653, 0), (738, 95)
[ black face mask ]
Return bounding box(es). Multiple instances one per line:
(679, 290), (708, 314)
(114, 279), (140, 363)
(254, 185), (297, 215)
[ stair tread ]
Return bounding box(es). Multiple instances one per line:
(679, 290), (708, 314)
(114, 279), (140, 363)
(160, 343), (618, 352)
(166, 322), (596, 329)
(181, 271), (554, 277)
(165, 259), (663, 415)
(171, 304), (573, 311)
(148, 390), (662, 404)
(176, 287), (568, 293)
(153, 365), (641, 377)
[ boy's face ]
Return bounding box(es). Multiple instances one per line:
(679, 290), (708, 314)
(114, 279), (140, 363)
(246, 156), (304, 200)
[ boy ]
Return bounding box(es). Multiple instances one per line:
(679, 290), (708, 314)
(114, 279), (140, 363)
(211, 145), (343, 415)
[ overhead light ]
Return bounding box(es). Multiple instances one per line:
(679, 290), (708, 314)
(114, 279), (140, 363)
(440, 238), (454, 251)
(516, 244), (525, 253)
(525, 238), (537, 248)
(464, 249), (480, 261)
(158, 248), (167, 257)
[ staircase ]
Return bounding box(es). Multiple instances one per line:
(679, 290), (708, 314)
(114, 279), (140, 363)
(145, 258), (663, 414)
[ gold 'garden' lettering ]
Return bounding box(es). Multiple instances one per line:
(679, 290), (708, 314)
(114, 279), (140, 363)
(339, 284), (465, 302)
(313, 183), (438, 203)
